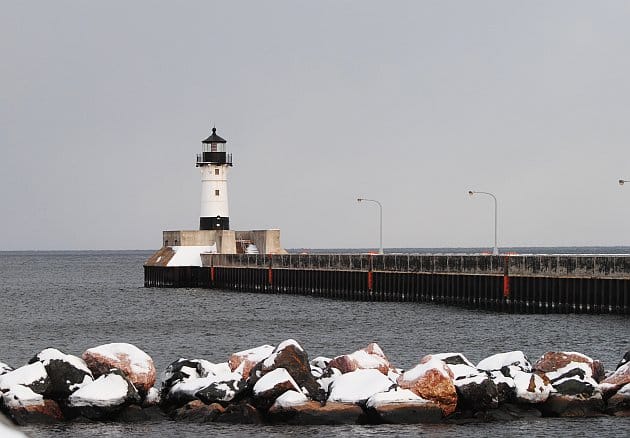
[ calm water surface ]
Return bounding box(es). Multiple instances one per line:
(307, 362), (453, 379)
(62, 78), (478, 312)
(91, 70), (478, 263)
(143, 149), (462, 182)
(0, 251), (628, 437)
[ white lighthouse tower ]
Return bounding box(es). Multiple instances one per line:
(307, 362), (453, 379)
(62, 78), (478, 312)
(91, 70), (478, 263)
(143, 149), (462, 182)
(197, 127), (232, 230)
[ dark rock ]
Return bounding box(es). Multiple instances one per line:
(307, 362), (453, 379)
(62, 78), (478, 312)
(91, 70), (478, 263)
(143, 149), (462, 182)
(115, 405), (166, 422)
(195, 376), (247, 404)
(29, 348), (93, 400)
(268, 400), (364, 425)
(214, 401), (263, 424)
(539, 394), (605, 417)
(161, 358), (212, 393)
(552, 378), (595, 397)
(173, 400), (225, 422)
(251, 339), (321, 401)
(616, 351), (630, 370)
(252, 368), (302, 411)
(455, 374), (499, 411)
(605, 384), (630, 416)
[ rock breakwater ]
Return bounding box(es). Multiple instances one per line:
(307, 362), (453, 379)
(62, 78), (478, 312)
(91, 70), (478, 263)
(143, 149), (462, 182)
(1, 341), (629, 427)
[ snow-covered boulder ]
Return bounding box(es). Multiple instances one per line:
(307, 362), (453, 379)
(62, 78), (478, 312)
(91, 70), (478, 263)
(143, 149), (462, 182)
(228, 344), (274, 380)
(397, 358), (457, 416)
(512, 371), (552, 404)
(310, 356), (331, 379)
(0, 362), (50, 396)
(195, 374), (247, 405)
(0, 361), (12, 376)
(328, 368), (395, 404)
(600, 360), (630, 397)
(29, 348), (93, 399)
(82, 343), (156, 396)
(328, 343), (393, 375)
(425, 353), (478, 380)
(365, 388), (443, 423)
(477, 351), (532, 374)
(533, 352), (605, 383)
(252, 368), (303, 410)
(488, 370), (517, 404)
(1, 384), (63, 425)
(453, 372), (499, 411)
(254, 339), (320, 400)
(68, 371), (140, 420)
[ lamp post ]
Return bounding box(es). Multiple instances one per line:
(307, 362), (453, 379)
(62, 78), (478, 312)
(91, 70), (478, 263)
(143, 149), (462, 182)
(357, 198), (383, 255)
(468, 190), (499, 256)
(620, 179), (629, 186)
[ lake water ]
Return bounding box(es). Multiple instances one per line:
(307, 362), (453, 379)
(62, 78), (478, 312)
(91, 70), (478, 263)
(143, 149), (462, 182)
(0, 250), (628, 437)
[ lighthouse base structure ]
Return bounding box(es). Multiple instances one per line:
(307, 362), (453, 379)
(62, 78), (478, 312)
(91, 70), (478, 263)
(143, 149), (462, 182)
(144, 229), (287, 275)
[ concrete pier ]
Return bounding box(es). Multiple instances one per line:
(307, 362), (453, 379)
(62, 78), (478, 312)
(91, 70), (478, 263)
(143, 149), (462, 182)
(144, 254), (630, 314)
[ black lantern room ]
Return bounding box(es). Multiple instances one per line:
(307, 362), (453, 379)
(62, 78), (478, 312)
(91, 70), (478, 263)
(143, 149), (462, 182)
(196, 127), (232, 166)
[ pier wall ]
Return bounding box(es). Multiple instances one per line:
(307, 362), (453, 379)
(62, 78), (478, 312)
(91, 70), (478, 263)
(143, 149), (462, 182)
(144, 254), (630, 314)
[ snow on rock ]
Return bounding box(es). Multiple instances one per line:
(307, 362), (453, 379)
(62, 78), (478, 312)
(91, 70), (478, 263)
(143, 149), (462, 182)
(422, 353), (478, 380)
(453, 373), (500, 410)
(144, 387), (161, 406)
(167, 245), (217, 267)
(1, 384), (44, 408)
(477, 351), (532, 373)
(68, 372), (139, 408)
(255, 339), (320, 400)
(228, 344), (274, 379)
(0, 362), (50, 395)
(397, 358), (457, 416)
(600, 361), (630, 395)
(533, 351), (605, 383)
(0, 361), (13, 376)
(488, 370), (517, 404)
(512, 371), (552, 404)
(161, 358), (215, 391)
(0, 386), (63, 426)
(328, 369), (395, 403)
(195, 373), (247, 404)
(616, 351), (630, 370)
(328, 343), (393, 375)
(29, 348), (93, 399)
(365, 388), (428, 408)
(253, 368), (303, 410)
(271, 390), (309, 409)
(82, 342), (156, 395)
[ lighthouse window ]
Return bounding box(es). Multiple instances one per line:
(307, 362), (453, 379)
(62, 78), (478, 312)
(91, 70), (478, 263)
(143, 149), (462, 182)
(215, 190), (220, 196)
(215, 168), (220, 175)
(211, 143), (217, 152)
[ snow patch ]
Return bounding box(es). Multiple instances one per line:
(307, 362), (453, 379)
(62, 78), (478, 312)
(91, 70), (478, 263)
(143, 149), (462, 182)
(477, 351), (531, 372)
(271, 390), (308, 408)
(253, 368), (301, 394)
(167, 245), (217, 267)
(328, 369), (395, 403)
(1, 384), (44, 408)
(69, 374), (130, 407)
(0, 362), (48, 390)
(366, 388), (429, 408)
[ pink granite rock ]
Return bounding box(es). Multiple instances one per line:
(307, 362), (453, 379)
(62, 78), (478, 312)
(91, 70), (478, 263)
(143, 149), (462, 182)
(82, 343), (156, 395)
(327, 343), (393, 375)
(228, 345), (274, 380)
(397, 358), (457, 416)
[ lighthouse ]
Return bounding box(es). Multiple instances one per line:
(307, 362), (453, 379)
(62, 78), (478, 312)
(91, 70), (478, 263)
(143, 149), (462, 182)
(197, 127), (232, 230)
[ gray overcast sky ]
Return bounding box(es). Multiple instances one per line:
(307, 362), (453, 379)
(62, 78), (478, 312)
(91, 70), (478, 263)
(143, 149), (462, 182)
(2, 0), (630, 250)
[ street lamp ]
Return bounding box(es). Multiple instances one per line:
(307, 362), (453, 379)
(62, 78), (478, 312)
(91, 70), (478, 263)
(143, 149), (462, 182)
(357, 198), (383, 255)
(468, 190), (499, 256)
(620, 179), (629, 186)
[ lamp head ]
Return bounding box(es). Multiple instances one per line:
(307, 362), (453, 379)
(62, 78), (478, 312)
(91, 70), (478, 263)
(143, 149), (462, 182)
(620, 180), (625, 186)
(357, 198), (363, 202)
(468, 190), (474, 197)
